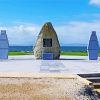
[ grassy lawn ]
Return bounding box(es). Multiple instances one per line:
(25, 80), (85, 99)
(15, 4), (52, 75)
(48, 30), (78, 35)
(8, 51), (33, 55)
(8, 51), (100, 57)
(61, 52), (100, 56)
(61, 52), (88, 56)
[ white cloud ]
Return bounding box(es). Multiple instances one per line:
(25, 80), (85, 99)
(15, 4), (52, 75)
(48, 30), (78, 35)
(90, 0), (100, 6)
(55, 21), (100, 46)
(0, 21), (100, 46)
(0, 23), (40, 46)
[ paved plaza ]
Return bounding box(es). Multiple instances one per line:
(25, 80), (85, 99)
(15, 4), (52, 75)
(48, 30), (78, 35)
(0, 55), (99, 74)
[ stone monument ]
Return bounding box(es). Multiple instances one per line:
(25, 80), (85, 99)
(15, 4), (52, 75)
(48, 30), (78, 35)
(34, 22), (60, 60)
(0, 30), (9, 59)
(87, 31), (99, 60)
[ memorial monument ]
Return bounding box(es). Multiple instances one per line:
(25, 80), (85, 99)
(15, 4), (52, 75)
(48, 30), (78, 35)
(34, 22), (60, 60)
(87, 31), (99, 60)
(0, 30), (9, 59)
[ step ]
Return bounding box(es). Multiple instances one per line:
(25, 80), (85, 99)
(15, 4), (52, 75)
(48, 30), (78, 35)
(93, 83), (100, 89)
(78, 73), (100, 78)
(95, 89), (100, 93)
(86, 77), (100, 83)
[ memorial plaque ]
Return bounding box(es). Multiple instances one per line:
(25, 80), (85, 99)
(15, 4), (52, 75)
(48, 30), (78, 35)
(42, 53), (53, 60)
(43, 39), (52, 47)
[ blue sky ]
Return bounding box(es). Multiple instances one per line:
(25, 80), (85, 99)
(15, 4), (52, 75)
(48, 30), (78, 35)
(0, 0), (100, 46)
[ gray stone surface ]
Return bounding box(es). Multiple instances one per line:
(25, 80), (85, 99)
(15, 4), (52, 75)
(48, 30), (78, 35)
(0, 55), (100, 74)
(33, 22), (60, 59)
(40, 60), (66, 73)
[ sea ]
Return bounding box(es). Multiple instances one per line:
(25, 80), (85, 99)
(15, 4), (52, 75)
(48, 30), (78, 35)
(9, 46), (88, 52)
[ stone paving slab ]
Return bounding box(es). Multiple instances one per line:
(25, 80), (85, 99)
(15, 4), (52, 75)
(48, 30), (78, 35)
(0, 55), (99, 74)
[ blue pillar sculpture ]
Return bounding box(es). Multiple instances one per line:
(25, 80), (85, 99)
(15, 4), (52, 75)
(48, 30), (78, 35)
(88, 31), (99, 60)
(0, 30), (9, 59)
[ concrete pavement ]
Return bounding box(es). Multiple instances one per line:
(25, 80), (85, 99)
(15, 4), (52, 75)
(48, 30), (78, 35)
(0, 55), (99, 74)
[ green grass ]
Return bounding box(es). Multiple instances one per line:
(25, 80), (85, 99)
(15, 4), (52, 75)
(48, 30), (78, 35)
(8, 51), (100, 57)
(61, 52), (100, 57)
(8, 51), (33, 56)
(61, 51), (88, 56)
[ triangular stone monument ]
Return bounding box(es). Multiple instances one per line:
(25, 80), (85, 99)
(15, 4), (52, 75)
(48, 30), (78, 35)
(87, 31), (99, 60)
(34, 22), (60, 59)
